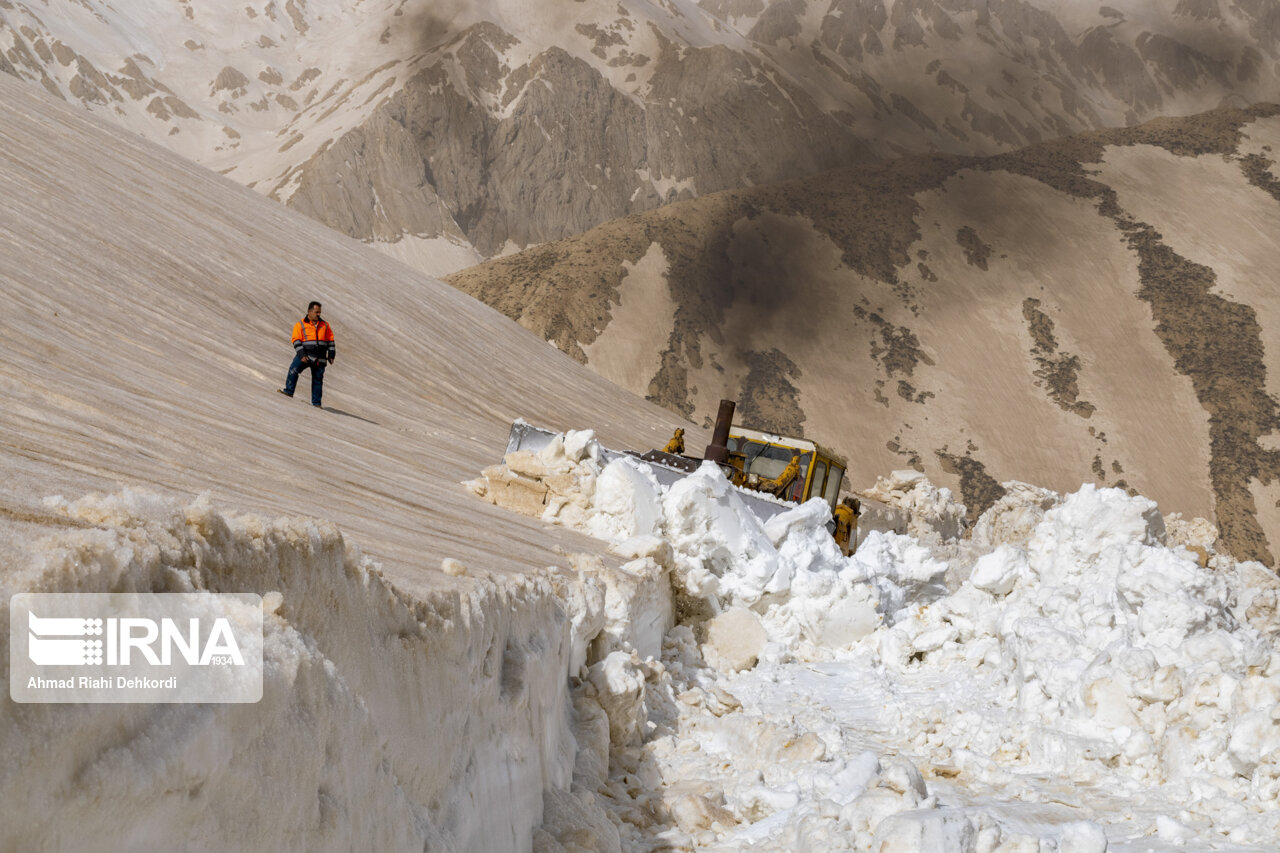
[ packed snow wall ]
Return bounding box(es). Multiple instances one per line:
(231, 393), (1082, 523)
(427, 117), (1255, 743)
(0, 489), (611, 851)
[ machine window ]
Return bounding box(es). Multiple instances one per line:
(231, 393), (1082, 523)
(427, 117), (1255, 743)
(738, 443), (814, 502)
(809, 460), (828, 503)
(823, 464), (844, 508)
(741, 441), (793, 479)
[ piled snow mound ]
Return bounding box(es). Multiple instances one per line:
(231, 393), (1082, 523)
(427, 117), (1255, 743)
(477, 438), (953, 650)
(878, 485), (1280, 803)
(477, 432), (1280, 848)
(861, 469), (968, 544)
(0, 489), (588, 852)
(968, 480), (1061, 551)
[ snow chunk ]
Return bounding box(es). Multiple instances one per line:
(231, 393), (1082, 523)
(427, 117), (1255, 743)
(862, 469), (967, 543)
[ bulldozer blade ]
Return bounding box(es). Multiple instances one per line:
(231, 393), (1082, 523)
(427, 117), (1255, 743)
(501, 420), (802, 527)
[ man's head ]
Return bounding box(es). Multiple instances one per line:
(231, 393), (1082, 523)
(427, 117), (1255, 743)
(307, 301), (322, 321)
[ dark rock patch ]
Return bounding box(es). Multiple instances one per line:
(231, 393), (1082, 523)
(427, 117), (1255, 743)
(736, 349), (806, 436)
(886, 437), (924, 473)
(873, 380), (891, 408)
(855, 307), (932, 378)
(936, 448), (1007, 525)
(1022, 297), (1096, 418)
(956, 225), (992, 270)
(1241, 152), (1280, 203)
(1124, 221), (1279, 565)
(896, 380), (933, 404)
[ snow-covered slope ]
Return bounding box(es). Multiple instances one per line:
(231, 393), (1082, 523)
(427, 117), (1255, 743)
(447, 103), (1280, 568)
(3, 0), (1278, 273)
(0, 70), (698, 850)
(0, 70), (696, 581)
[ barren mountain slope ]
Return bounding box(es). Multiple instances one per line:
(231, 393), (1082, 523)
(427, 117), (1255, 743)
(0, 69), (697, 592)
(3, 0), (1278, 273)
(448, 103), (1280, 566)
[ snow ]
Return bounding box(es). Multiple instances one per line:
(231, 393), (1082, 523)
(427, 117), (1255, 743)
(6, 52), (1280, 852)
(367, 232), (483, 278)
(494, 433), (1280, 851)
(0, 72), (694, 851)
(2, 489), (577, 851)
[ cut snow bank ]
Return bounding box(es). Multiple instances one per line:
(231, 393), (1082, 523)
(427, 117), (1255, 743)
(0, 489), (607, 851)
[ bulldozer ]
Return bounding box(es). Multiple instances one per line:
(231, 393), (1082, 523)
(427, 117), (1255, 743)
(504, 400), (853, 547)
(630, 400), (846, 511)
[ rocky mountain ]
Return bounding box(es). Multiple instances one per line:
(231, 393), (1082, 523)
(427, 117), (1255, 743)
(447, 104), (1280, 567)
(3, 0), (1278, 274)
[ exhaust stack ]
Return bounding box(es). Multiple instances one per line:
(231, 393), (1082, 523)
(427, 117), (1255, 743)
(703, 399), (736, 464)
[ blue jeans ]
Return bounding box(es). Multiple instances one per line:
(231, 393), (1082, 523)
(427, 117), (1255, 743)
(283, 354), (326, 405)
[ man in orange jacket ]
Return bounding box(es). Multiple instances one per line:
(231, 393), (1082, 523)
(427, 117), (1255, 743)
(279, 301), (335, 406)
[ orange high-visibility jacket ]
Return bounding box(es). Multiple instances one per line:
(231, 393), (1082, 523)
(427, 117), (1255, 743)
(292, 318), (335, 362)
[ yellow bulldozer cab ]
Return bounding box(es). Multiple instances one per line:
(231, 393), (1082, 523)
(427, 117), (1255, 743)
(726, 427), (846, 510)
